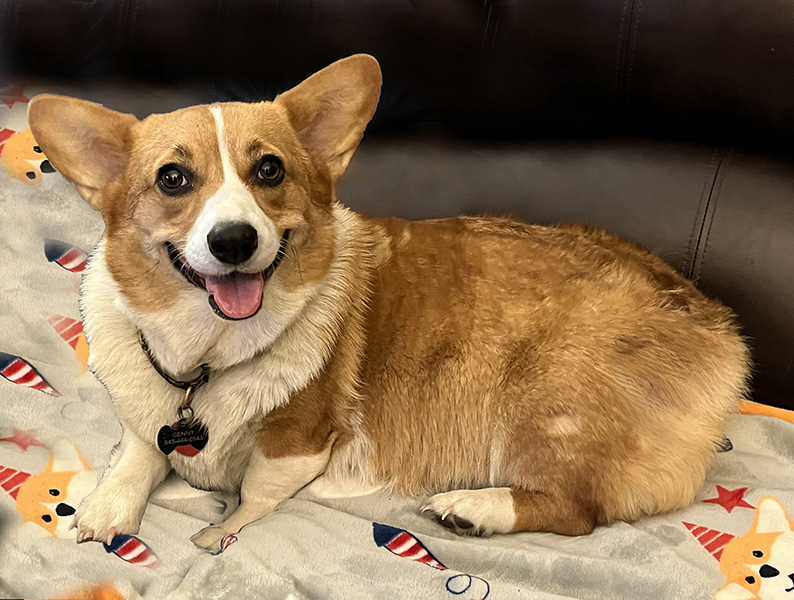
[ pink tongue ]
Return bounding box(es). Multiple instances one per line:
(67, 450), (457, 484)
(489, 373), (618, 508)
(205, 272), (264, 319)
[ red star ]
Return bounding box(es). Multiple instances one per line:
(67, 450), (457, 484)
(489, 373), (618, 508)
(703, 486), (755, 513)
(0, 427), (46, 451)
(0, 84), (29, 109)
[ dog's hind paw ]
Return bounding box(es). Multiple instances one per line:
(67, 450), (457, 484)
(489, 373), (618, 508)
(190, 524), (230, 552)
(421, 488), (517, 537)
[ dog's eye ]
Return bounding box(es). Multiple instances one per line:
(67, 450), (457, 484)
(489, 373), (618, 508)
(41, 514), (52, 523)
(157, 164), (191, 195)
(753, 550), (763, 557)
(49, 488), (59, 496)
(33, 145), (43, 153)
(745, 576), (755, 584)
(257, 155), (284, 185)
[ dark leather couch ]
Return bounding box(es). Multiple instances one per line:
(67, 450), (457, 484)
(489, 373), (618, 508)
(2, 0), (792, 409)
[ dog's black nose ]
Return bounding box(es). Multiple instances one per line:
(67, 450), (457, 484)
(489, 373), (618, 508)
(40, 159), (55, 174)
(207, 222), (258, 265)
(55, 502), (75, 517)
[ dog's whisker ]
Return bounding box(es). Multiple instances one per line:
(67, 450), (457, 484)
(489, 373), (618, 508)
(291, 246), (304, 283)
(320, 203), (349, 231)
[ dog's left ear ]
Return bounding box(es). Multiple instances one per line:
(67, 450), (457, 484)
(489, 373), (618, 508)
(28, 95), (138, 211)
(276, 54), (381, 180)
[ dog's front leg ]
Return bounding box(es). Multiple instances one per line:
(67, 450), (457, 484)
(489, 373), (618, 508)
(73, 426), (170, 544)
(190, 443), (331, 552)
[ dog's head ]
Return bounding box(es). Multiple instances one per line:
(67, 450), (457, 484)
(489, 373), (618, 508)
(715, 497), (794, 600)
(15, 440), (95, 538)
(0, 127), (56, 186)
(28, 55), (380, 322)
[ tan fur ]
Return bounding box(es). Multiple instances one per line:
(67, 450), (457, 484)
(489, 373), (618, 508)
(28, 54), (750, 538)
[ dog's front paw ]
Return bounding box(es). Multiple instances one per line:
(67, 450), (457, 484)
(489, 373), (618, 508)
(190, 524), (231, 552)
(73, 484), (146, 544)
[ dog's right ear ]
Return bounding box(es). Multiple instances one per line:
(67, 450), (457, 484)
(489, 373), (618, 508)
(28, 95), (137, 210)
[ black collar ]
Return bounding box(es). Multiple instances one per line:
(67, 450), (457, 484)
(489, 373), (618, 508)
(138, 330), (210, 392)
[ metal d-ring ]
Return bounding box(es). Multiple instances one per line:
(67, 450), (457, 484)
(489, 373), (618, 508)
(178, 404), (194, 425)
(178, 385), (196, 424)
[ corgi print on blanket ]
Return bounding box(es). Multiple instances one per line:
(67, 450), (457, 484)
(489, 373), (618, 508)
(715, 497), (794, 600)
(4, 440), (96, 538)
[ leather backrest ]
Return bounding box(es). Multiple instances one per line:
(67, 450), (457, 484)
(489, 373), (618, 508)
(4, 0), (794, 143)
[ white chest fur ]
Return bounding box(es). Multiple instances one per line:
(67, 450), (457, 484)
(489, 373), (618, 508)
(80, 207), (360, 492)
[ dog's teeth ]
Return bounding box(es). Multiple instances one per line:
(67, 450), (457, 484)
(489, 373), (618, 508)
(68, 517), (77, 531)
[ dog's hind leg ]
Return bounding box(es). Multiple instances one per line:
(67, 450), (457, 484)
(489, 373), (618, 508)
(190, 442), (332, 551)
(421, 487), (598, 537)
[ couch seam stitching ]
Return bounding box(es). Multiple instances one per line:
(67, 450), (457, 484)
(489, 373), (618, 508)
(625, 0), (643, 105)
(612, 0), (630, 103)
(683, 146), (720, 277)
(694, 148), (733, 284)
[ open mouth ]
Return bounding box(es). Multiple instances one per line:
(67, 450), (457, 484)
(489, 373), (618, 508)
(165, 230), (290, 321)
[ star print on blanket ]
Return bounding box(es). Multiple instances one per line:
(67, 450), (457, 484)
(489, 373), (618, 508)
(373, 523), (491, 599)
(0, 84), (29, 109)
(704, 487), (756, 514)
(0, 428), (47, 452)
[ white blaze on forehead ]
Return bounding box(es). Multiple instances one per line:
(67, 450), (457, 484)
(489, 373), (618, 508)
(184, 105), (280, 275)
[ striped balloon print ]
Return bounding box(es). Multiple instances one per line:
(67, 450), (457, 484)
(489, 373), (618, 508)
(217, 533), (237, 554)
(44, 238), (88, 273)
(0, 352), (60, 396)
(104, 534), (159, 568)
(0, 127), (14, 148)
(683, 521), (735, 560)
(47, 314), (83, 349)
(0, 465), (31, 500)
(372, 522), (447, 570)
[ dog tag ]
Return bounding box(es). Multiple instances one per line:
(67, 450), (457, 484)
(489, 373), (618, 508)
(157, 420), (209, 457)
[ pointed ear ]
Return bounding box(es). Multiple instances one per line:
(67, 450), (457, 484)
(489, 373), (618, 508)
(27, 94), (137, 210)
(50, 439), (89, 473)
(752, 497), (793, 534)
(276, 54), (381, 180)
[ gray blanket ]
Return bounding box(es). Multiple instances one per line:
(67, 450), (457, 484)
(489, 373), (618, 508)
(1, 83), (792, 600)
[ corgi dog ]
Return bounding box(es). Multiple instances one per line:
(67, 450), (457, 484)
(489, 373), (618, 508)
(0, 127), (55, 185)
(27, 54), (750, 552)
(715, 497), (794, 600)
(15, 440), (96, 538)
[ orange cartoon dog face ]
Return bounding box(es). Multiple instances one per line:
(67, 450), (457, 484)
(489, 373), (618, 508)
(14, 440), (95, 538)
(715, 497), (794, 600)
(0, 127), (55, 186)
